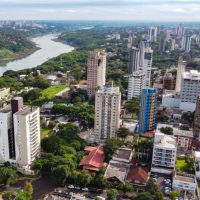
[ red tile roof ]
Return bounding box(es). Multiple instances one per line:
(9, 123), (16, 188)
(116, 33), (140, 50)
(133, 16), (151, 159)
(79, 146), (106, 171)
(127, 166), (149, 183)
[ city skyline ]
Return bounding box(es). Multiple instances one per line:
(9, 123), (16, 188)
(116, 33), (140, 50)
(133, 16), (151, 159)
(0, 0), (200, 21)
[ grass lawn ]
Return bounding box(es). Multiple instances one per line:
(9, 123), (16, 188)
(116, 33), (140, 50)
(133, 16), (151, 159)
(40, 85), (68, 100)
(176, 157), (187, 172)
(41, 128), (52, 137)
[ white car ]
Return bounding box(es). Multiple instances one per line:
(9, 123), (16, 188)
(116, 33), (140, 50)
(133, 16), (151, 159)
(82, 188), (89, 191)
(68, 185), (74, 189)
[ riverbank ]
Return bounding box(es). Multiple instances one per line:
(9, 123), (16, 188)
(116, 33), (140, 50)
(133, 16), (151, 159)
(0, 45), (40, 63)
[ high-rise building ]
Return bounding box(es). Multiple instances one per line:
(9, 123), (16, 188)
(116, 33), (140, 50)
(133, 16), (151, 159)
(193, 95), (200, 139)
(127, 70), (145, 100)
(143, 47), (153, 88)
(128, 46), (140, 74)
(182, 35), (191, 53)
(180, 70), (200, 112)
(151, 131), (177, 171)
(139, 40), (150, 68)
(175, 57), (186, 94)
(176, 24), (185, 38)
(138, 88), (157, 133)
(159, 36), (167, 52)
(95, 86), (121, 141)
(148, 26), (158, 42)
(170, 38), (176, 51)
(87, 49), (106, 98)
(0, 97), (40, 174)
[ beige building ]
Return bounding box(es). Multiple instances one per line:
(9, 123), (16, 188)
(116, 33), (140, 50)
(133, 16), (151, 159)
(0, 88), (10, 100)
(193, 95), (200, 139)
(87, 49), (106, 98)
(95, 86), (121, 141)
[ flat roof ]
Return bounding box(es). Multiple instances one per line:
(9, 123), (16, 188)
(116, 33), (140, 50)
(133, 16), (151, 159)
(0, 105), (11, 113)
(173, 129), (193, 138)
(15, 106), (38, 116)
(174, 174), (196, 183)
(97, 86), (120, 94)
(113, 147), (132, 161)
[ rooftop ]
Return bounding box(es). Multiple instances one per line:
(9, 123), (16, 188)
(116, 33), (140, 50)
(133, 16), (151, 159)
(173, 129), (193, 138)
(112, 147), (133, 161)
(183, 70), (200, 80)
(15, 106), (39, 116)
(174, 173), (196, 183)
(97, 86), (120, 94)
(0, 105), (11, 113)
(154, 131), (176, 149)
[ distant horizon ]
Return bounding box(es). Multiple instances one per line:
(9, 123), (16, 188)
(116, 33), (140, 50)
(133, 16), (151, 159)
(1, 0), (200, 22)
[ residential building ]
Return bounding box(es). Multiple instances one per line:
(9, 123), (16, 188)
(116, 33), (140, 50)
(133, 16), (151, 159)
(139, 40), (150, 68)
(162, 90), (181, 109)
(151, 131), (177, 174)
(159, 36), (166, 52)
(173, 129), (193, 151)
(170, 38), (176, 51)
(176, 24), (185, 38)
(180, 70), (200, 112)
(87, 49), (106, 98)
(182, 35), (191, 53)
(95, 86), (121, 141)
(194, 151), (200, 180)
(138, 88), (157, 133)
(79, 146), (106, 172)
(142, 47), (153, 88)
(173, 173), (197, 192)
(148, 26), (158, 42)
(128, 46), (140, 74)
(175, 57), (186, 94)
(0, 97), (40, 174)
(163, 73), (176, 90)
(193, 95), (200, 139)
(127, 70), (145, 100)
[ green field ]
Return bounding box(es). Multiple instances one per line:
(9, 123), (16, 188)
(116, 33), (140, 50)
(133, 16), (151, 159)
(40, 85), (68, 100)
(0, 48), (14, 58)
(176, 157), (187, 172)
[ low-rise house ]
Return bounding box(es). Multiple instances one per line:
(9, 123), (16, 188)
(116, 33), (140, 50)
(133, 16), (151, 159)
(79, 146), (106, 172)
(42, 101), (54, 112)
(172, 173), (197, 192)
(173, 129), (193, 151)
(112, 147), (133, 163)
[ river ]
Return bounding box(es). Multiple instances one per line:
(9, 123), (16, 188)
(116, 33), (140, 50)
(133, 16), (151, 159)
(0, 34), (74, 76)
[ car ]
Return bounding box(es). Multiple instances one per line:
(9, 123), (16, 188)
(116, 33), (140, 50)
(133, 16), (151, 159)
(68, 185), (74, 189)
(69, 192), (74, 196)
(82, 187), (89, 191)
(75, 186), (81, 190)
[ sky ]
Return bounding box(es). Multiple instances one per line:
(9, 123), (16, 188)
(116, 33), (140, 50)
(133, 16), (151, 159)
(0, 0), (200, 21)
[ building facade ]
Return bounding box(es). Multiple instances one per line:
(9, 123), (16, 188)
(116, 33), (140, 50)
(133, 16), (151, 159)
(138, 88), (157, 133)
(176, 24), (185, 38)
(87, 49), (106, 98)
(95, 86), (121, 141)
(180, 70), (200, 112)
(0, 97), (40, 174)
(182, 35), (191, 53)
(175, 57), (186, 94)
(193, 95), (200, 139)
(127, 70), (145, 100)
(163, 74), (176, 90)
(128, 46), (140, 74)
(143, 47), (153, 88)
(152, 131), (177, 169)
(148, 26), (158, 42)
(139, 40), (150, 68)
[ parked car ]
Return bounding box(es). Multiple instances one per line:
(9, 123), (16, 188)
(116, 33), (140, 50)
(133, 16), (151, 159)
(68, 185), (74, 189)
(82, 188), (89, 191)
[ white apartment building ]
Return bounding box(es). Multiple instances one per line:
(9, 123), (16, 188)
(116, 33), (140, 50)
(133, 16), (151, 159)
(151, 131), (177, 174)
(175, 57), (186, 94)
(87, 49), (106, 98)
(128, 46), (140, 74)
(0, 97), (40, 174)
(139, 40), (150, 68)
(127, 70), (145, 100)
(180, 70), (200, 112)
(95, 86), (121, 141)
(143, 47), (153, 88)
(148, 26), (158, 42)
(182, 35), (191, 53)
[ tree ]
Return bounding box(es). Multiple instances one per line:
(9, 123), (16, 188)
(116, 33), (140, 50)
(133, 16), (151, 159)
(116, 127), (129, 139)
(52, 165), (70, 185)
(145, 178), (160, 195)
(160, 127), (173, 135)
(76, 170), (92, 187)
(16, 191), (31, 200)
(2, 192), (15, 200)
(132, 192), (153, 200)
(124, 98), (140, 115)
(122, 183), (134, 193)
(24, 181), (33, 196)
(107, 189), (118, 200)
(154, 192), (164, 200)
(0, 164), (17, 187)
(169, 190), (180, 200)
(23, 88), (41, 102)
